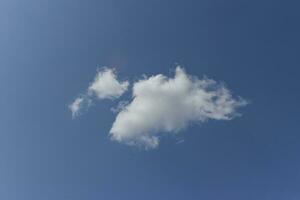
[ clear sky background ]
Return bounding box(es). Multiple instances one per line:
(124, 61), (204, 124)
(1, 0), (300, 199)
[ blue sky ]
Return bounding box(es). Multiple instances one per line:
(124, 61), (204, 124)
(1, 0), (300, 199)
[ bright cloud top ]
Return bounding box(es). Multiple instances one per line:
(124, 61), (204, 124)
(69, 68), (128, 117)
(88, 68), (129, 99)
(110, 67), (247, 149)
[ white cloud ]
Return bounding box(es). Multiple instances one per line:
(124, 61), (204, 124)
(69, 67), (128, 117)
(69, 96), (91, 118)
(88, 68), (129, 99)
(110, 67), (247, 149)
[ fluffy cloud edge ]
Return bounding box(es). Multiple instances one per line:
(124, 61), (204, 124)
(69, 67), (129, 118)
(88, 67), (129, 100)
(109, 66), (247, 149)
(68, 96), (92, 118)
